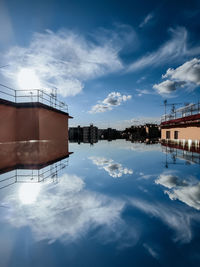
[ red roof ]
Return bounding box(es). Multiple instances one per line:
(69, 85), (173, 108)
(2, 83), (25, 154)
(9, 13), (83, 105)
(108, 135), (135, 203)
(161, 113), (200, 126)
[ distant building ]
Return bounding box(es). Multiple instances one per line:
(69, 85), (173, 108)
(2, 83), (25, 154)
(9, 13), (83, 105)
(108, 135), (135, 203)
(145, 124), (161, 139)
(124, 124), (160, 140)
(83, 124), (98, 143)
(69, 125), (83, 142)
(98, 128), (122, 140)
(161, 103), (200, 148)
(69, 124), (98, 144)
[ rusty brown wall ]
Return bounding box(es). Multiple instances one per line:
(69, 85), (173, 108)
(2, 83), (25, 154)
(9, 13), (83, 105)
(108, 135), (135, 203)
(16, 107), (39, 141)
(0, 102), (69, 142)
(161, 126), (200, 140)
(38, 108), (68, 141)
(0, 104), (16, 142)
(0, 140), (69, 172)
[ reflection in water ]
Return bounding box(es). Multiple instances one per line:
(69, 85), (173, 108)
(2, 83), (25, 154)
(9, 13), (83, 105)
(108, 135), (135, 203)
(19, 183), (41, 205)
(3, 173), (130, 244)
(129, 196), (200, 243)
(0, 140), (71, 173)
(158, 142), (200, 210)
(0, 140), (71, 189)
(162, 142), (200, 166)
(89, 156), (133, 177)
(0, 158), (69, 190)
(1, 140), (200, 266)
(156, 173), (200, 210)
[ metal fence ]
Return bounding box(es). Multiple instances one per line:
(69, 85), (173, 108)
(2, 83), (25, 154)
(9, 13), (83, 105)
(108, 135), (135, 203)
(161, 103), (200, 122)
(0, 83), (68, 112)
(0, 158), (69, 190)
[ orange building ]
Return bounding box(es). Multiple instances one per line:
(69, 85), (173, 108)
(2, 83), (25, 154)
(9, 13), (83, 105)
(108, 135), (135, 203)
(160, 103), (200, 149)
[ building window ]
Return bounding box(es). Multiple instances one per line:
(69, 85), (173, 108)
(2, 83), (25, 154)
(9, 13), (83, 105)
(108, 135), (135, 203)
(166, 131), (170, 139)
(174, 131), (178, 139)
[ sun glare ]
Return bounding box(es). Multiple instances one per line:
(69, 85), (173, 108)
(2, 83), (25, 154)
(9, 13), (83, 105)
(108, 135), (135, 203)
(19, 183), (41, 205)
(17, 68), (41, 89)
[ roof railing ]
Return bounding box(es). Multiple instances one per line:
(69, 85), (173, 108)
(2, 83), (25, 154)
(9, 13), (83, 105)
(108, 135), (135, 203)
(161, 102), (200, 122)
(0, 84), (68, 112)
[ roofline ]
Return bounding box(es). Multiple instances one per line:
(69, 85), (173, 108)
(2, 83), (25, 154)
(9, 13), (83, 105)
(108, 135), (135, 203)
(0, 98), (72, 117)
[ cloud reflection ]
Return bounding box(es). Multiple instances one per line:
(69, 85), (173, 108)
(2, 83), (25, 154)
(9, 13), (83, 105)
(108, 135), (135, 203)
(129, 197), (200, 243)
(3, 174), (128, 244)
(156, 172), (200, 210)
(89, 156), (133, 178)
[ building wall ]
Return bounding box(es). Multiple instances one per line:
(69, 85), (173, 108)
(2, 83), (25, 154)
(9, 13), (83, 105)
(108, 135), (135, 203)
(0, 140), (69, 173)
(0, 100), (69, 142)
(16, 107), (39, 141)
(161, 126), (200, 140)
(0, 104), (17, 142)
(38, 108), (68, 141)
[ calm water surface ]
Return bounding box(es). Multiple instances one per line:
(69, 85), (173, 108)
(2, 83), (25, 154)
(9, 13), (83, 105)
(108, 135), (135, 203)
(0, 140), (200, 267)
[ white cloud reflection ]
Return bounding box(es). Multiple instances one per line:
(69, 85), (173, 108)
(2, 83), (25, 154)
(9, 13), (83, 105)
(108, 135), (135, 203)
(129, 197), (200, 243)
(3, 174), (127, 244)
(89, 156), (133, 178)
(2, 170), (200, 247)
(156, 172), (200, 210)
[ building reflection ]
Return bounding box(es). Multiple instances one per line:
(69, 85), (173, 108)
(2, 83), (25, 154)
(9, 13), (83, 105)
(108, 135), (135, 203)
(161, 140), (200, 166)
(0, 140), (72, 189)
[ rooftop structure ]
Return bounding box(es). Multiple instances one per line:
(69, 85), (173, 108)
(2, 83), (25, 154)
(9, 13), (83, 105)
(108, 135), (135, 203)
(0, 84), (68, 112)
(161, 102), (200, 142)
(161, 102), (200, 123)
(0, 85), (72, 142)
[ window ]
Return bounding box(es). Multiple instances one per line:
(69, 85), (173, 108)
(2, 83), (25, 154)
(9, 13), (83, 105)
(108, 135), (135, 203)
(166, 131), (170, 139)
(174, 131), (178, 139)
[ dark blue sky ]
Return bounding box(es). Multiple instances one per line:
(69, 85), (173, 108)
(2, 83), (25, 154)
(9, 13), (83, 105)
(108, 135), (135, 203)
(0, 0), (200, 128)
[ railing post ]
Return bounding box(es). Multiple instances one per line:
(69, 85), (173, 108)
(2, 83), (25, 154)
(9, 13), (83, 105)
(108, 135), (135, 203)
(37, 90), (39, 102)
(14, 90), (17, 102)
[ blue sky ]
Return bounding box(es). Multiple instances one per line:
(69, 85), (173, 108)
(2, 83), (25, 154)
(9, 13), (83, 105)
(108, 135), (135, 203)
(0, 0), (200, 129)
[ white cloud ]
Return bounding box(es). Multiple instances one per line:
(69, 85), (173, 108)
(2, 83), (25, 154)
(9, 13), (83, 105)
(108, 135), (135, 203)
(153, 80), (186, 95)
(143, 243), (159, 259)
(136, 88), (155, 96)
(0, 1), (14, 46)
(153, 58), (200, 95)
(128, 27), (200, 72)
(139, 13), (154, 28)
(1, 28), (128, 97)
(89, 92), (132, 113)
(163, 58), (200, 85)
(97, 116), (160, 130)
(89, 156), (133, 178)
(123, 116), (160, 126)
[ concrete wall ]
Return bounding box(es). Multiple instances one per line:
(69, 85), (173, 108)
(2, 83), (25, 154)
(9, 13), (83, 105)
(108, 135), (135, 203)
(161, 126), (200, 140)
(0, 100), (69, 142)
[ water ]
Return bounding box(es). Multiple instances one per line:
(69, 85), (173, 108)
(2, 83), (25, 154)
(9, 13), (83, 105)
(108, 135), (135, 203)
(0, 140), (200, 267)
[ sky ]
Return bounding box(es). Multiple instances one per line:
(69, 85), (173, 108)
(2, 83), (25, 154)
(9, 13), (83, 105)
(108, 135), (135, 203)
(0, 0), (200, 129)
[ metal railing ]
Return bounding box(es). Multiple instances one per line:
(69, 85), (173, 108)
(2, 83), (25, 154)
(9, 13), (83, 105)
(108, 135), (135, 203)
(161, 102), (200, 122)
(0, 158), (69, 190)
(0, 83), (68, 112)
